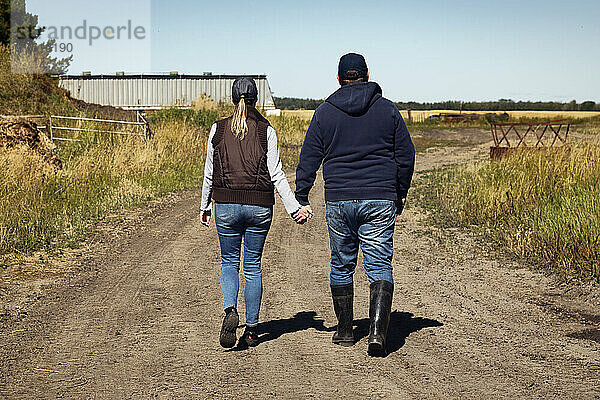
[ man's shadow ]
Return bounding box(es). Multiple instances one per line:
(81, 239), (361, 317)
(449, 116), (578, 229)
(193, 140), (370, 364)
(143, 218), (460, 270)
(229, 310), (442, 355)
(260, 310), (333, 341)
(353, 311), (443, 357)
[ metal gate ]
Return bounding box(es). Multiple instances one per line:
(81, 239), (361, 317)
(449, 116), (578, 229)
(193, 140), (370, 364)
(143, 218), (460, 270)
(489, 120), (570, 160)
(40, 112), (150, 143)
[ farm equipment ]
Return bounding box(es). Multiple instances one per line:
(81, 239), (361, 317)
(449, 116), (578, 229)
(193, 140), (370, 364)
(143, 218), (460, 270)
(489, 120), (570, 160)
(427, 112), (509, 123)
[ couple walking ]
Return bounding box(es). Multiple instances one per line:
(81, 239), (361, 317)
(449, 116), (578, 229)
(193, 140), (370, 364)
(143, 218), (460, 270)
(200, 53), (415, 356)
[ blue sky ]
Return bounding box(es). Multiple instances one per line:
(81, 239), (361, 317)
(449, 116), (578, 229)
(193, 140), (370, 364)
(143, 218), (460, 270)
(29, 0), (599, 102)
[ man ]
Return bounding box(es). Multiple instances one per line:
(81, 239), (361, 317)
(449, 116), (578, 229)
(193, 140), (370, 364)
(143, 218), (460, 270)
(295, 53), (415, 356)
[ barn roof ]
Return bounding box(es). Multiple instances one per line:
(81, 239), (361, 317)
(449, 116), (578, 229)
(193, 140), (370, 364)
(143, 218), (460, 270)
(59, 74), (268, 80)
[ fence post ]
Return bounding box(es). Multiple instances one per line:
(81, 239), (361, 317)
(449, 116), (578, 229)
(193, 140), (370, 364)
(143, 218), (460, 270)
(49, 116), (53, 141)
(136, 111), (142, 141)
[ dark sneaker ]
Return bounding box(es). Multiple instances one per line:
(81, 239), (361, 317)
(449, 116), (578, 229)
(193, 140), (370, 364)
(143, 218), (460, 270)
(219, 307), (239, 348)
(239, 327), (259, 348)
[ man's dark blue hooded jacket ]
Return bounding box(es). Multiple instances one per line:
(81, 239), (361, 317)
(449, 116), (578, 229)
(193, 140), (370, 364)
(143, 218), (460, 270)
(295, 81), (415, 206)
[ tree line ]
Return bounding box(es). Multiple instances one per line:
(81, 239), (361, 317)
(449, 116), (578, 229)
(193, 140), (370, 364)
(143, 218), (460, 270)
(275, 97), (600, 112)
(394, 99), (599, 112)
(274, 97), (325, 110)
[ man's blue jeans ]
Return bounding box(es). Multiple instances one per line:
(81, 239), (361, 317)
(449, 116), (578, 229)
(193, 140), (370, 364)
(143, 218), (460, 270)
(325, 200), (397, 286)
(214, 203), (273, 327)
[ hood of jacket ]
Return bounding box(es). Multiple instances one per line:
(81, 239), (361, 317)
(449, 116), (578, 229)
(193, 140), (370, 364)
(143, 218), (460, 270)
(325, 81), (383, 116)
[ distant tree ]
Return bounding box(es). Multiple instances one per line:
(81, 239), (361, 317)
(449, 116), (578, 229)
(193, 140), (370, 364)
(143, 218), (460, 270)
(0, 0), (71, 74)
(274, 97), (324, 110)
(0, 0), (9, 45)
(562, 100), (578, 111)
(579, 101), (596, 111)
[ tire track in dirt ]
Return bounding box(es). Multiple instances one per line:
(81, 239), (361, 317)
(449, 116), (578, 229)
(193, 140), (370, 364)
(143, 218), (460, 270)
(1, 142), (599, 399)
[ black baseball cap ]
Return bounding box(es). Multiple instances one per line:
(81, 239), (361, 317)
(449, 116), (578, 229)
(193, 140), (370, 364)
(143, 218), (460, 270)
(338, 52), (368, 80)
(232, 77), (258, 104)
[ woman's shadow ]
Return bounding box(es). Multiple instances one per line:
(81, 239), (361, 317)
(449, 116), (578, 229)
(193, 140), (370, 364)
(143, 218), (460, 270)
(228, 311), (330, 351)
(229, 310), (442, 356)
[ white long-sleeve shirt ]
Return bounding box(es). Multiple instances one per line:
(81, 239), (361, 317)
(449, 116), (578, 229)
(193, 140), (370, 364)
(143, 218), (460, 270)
(200, 123), (301, 214)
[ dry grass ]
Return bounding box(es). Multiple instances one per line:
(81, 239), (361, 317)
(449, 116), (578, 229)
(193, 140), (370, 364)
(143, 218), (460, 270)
(281, 110), (315, 120)
(0, 45), (75, 115)
(191, 94), (220, 112)
(0, 104), (311, 277)
(422, 135), (600, 283)
(0, 120), (208, 260)
(267, 114), (310, 169)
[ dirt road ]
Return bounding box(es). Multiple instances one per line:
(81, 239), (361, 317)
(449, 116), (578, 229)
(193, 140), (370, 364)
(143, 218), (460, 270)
(1, 138), (599, 399)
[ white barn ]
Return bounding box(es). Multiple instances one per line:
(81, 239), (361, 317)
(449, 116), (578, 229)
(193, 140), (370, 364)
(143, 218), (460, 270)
(59, 73), (277, 111)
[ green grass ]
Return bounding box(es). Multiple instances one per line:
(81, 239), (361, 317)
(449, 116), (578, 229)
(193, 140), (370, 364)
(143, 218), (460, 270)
(419, 144), (600, 283)
(148, 108), (220, 131)
(412, 137), (471, 153)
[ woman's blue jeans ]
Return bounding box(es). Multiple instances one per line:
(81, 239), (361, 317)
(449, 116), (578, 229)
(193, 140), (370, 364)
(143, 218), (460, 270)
(214, 203), (273, 327)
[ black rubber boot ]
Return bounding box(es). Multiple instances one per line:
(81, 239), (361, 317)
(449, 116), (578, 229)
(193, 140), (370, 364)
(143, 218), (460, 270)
(367, 280), (393, 356)
(219, 306), (239, 348)
(331, 283), (354, 346)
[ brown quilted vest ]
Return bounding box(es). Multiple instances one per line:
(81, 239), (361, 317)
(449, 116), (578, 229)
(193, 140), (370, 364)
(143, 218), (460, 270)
(210, 107), (275, 206)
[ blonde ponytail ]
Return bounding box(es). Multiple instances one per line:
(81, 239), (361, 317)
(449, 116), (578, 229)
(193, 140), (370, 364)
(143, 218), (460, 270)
(231, 97), (248, 140)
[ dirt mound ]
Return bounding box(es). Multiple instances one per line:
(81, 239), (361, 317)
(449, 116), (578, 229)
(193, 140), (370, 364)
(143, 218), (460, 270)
(0, 116), (62, 169)
(69, 97), (139, 122)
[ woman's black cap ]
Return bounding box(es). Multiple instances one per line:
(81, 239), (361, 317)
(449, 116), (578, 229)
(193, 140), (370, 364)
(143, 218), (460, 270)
(232, 77), (258, 104)
(338, 52), (368, 80)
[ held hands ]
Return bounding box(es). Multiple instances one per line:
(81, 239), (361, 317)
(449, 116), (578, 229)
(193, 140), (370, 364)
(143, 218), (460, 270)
(292, 205), (314, 224)
(203, 206), (311, 226)
(200, 210), (211, 227)
(396, 198), (407, 215)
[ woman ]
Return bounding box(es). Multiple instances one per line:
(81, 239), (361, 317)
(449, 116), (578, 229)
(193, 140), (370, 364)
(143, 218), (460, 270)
(200, 77), (309, 348)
